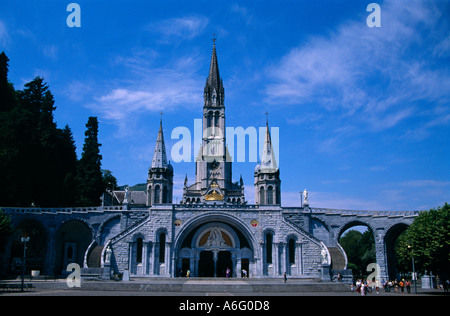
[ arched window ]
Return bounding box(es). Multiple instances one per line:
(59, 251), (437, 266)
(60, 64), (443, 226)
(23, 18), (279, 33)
(266, 232), (273, 264)
(136, 237), (143, 264)
(147, 186), (152, 205)
(267, 186), (274, 204)
(214, 111), (220, 128)
(259, 187), (265, 205)
(207, 111), (213, 131)
(159, 232), (166, 263)
(154, 185), (160, 204)
(288, 238), (295, 264)
(162, 186), (168, 203)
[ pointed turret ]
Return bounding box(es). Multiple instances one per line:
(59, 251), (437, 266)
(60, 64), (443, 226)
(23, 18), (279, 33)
(147, 118), (173, 206)
(151, 119), (168, 168)
(259, 121), (278, 173)
(254, 119), (281, 205)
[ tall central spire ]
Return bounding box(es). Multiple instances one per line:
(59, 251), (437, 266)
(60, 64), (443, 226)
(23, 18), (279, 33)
(150, 119), (168, 168)
(204, 39), (224, 107)
(208, 41), (220, 88)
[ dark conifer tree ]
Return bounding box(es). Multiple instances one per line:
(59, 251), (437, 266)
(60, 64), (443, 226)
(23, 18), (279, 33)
(57, 125), (78, 206)
(0, 52), (19, 205)
(77, 117), (105, 206)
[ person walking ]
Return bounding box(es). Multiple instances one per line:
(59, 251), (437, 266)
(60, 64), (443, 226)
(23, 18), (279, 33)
(405, 279), (411, 294)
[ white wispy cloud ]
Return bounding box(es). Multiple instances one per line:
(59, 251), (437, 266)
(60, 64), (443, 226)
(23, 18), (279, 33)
(85, 48), (203, 135)
(0, 20), (9, 47)
(146, 15), (209, 42)
(265, 0), (450, 134)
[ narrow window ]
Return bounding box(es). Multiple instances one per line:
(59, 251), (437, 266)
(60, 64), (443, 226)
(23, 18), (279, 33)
(159, 232), (166, 263)
(259, 187), (265, 204)
(289, 238), (295, 264)
(136, 238), (143, 263)
(266, 233), (273, 264)
(154, 185), (160, 204)
(267, 186), (274, 204)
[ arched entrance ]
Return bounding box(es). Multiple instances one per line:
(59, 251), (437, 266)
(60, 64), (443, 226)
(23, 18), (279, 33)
(9, 220), (47, 275)
(55, 220), (93, 273)
(174, 215), (255, 278)
(385, 223), (409, 280)
(338, 221), (375, 276)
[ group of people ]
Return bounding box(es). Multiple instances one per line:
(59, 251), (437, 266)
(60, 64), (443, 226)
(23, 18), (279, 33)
(351, 278), (413, 295)
(383, 279), (413, 293)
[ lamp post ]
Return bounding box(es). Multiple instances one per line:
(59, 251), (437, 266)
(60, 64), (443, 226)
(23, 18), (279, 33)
(21, 236), (30, 292)
(408, 245), (417, 294)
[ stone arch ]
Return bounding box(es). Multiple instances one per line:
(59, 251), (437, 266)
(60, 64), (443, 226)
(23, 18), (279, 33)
(98, 215), (121, 246)
(56, 219), (93, 273)
(9, 219), (47, 275)
(337, 219), (377, 274)
(384, 222), (410, 280)
(338, 219), (376, 240)
(175, 213), (256, 254)
(173, 213), (256, 277)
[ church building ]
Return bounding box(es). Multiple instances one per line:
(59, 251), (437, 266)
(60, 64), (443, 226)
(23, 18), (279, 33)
(103, 41), (328, 278)
(1, 41), (417, 281)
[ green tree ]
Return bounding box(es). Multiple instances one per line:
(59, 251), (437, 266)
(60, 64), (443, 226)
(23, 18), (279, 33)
(0, 52), (16, 112)
(340, 229), (376, 277)
(57, 125), (79, 206)
(395, 203), (450, 276)
(17, 77), (63, 206)
(102, 169), (118, 191)
(77, 117), (105, 206)
(0, 210), (12, 253)
(0, 52), (20, 205)
(0, 53), (80, 207)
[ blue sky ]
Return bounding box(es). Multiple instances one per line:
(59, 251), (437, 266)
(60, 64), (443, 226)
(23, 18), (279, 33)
(1, 0), (449, 211)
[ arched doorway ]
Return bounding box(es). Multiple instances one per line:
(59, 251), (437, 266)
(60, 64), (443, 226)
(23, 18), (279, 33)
(55, 220), (93, 273)
(9, 220), (47, 275)
(174, 215), (255, 278)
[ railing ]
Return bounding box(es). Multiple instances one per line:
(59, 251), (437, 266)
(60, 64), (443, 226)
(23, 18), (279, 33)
(309, 207), (420, 217)
(173, 203), (260, 210)
(2, 206), (124, 215)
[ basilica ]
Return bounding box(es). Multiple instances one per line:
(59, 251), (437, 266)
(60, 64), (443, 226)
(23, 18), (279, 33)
(1, 42), (417, 281)
(101, 41), (328, 278)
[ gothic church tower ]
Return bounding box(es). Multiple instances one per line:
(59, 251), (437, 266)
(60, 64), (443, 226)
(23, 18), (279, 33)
(147, 119), (173, 205)
(183, 40), (245, 204)
(254, 120), (281, 205)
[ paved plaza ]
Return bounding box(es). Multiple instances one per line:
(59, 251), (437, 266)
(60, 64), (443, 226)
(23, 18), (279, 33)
(0, 277), (445, 297)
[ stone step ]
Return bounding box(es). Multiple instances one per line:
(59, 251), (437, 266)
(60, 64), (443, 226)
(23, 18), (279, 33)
(87, 246), (104, 268)
(328, 247), (346, 270)
(32, 278), (351, 293)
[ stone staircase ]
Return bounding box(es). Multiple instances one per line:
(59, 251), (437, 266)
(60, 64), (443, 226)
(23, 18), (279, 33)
(87, 246), (104, 268)
(328, 247), (346, 270)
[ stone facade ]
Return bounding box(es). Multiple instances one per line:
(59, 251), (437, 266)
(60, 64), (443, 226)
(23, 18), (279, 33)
(0, 42), (419, 280)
